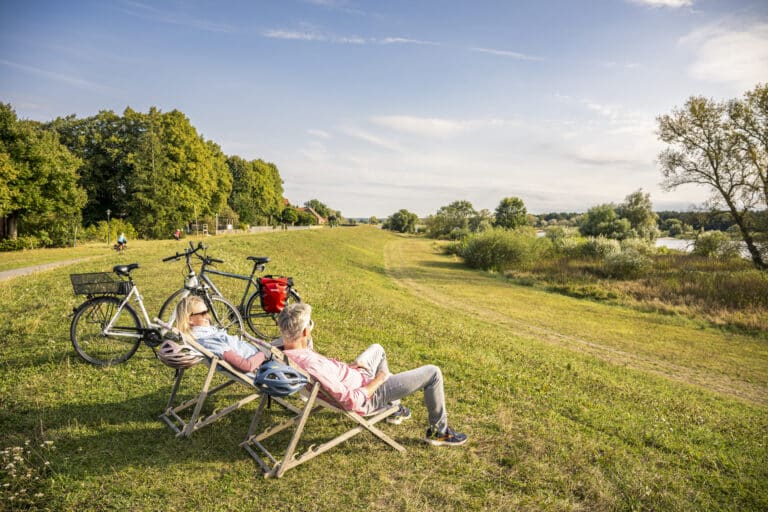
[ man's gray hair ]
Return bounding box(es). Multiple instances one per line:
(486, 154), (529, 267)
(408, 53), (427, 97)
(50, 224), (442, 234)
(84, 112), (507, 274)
(277, 302), (312, 341)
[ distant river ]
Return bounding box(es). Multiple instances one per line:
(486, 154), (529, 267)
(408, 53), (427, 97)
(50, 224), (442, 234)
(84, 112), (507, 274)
(655, 237), (694, 252)
(655, 236), (754, 258)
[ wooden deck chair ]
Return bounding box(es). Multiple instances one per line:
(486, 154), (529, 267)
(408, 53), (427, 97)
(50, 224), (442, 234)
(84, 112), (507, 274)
(239, 350), (406, 478)
(158, 330), (292, 437)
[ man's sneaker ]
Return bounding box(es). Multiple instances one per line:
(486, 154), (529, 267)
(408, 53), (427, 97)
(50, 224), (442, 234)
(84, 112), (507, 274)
(386, 405), (412, 425)
(424, 426), (468, 446)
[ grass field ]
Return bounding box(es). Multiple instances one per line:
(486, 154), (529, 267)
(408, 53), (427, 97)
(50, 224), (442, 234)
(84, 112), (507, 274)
(1, 227), (766, 511)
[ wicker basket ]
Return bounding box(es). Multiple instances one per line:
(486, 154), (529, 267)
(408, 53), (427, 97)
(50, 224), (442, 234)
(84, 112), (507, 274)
(70, 272), (127, 295)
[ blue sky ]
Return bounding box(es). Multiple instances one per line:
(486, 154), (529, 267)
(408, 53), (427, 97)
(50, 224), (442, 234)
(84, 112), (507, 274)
(1, 0), (767, 217)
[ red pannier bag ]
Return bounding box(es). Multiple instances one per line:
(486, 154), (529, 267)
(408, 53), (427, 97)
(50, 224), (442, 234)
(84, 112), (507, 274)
(259, 275), (290, 313)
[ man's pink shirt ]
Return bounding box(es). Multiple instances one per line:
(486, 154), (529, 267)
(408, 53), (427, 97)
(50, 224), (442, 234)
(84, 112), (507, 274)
(284, 348), (371, 414)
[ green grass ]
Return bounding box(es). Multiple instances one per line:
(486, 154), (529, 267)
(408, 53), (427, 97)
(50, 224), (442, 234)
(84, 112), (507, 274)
(1, 227), (766, 511)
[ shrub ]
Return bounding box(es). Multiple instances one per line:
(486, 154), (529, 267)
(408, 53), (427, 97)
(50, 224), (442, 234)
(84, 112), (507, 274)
(578, 237), (621, 259)
(80, 220), (139, 243)
(692, 231), (740, 259)
(449, 227), (471, 240)
(459, 227), (550, 272)
(620, 237), (656, 255)
(0, 235), (43, 251)
(604, 249), (652, 279)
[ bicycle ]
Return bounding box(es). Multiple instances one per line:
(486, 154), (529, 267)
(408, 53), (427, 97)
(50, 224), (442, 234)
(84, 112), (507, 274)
(155, 244), (244, 335)
(69, 264), (168, 366)
(158, 242), (300, 340)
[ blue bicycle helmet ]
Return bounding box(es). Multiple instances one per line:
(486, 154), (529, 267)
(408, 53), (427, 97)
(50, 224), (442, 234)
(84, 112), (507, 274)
(254, 360), (309, 397)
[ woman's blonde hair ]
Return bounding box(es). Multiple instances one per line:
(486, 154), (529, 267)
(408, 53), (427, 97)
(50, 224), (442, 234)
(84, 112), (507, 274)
(175, 295), (206, 336)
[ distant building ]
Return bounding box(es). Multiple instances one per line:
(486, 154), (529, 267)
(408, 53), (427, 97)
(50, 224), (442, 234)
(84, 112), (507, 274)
(298, 206), (327, 225)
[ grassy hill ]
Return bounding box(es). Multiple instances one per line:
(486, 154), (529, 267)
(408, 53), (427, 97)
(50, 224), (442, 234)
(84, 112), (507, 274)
(1, 227), (766, 511)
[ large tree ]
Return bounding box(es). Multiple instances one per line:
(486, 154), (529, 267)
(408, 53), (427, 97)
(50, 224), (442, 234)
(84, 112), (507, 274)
(616, 189), (659, 240)
(52, 107), (232, 238)
(657, 86), (767, 269)
(384, 209), (418, 233)
(228, 156), (284, 225)
(1, 103), (86, 244)
(729, 84), (768, 244)
(425, 200), (477, 239)
(579, 203), (632, 240)
(493, 196), (528, 229)
(126, 108), (232, 238)
(48, 110), (133, 227)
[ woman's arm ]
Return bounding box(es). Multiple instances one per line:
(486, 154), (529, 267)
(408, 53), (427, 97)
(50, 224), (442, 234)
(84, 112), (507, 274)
(222, 350), (266, 372)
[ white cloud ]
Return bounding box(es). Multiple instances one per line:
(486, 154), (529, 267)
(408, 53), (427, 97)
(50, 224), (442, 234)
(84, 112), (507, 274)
(308, 129), (331, 138)
(0, 59), (113, 94)
(342, 127), (404, 152)
(470, 47), (542, 61)
(683, 23), (768, 89)
(371, 115), (508, 137)
(263, 29), (440, 47)
(629, 0), (693, 7)
(263, 29), (327, 41)
(114, 1), (234, 32)
(380, 37), (439, 46)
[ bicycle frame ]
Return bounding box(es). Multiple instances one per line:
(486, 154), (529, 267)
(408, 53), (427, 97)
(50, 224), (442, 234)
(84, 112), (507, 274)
(102, 283), (156, 339)
(199, 266), (260, 310)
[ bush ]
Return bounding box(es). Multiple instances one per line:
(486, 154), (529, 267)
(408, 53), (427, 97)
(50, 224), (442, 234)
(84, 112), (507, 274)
(0, 236), (43, 251)
(545, 226), (581, 256)
(604, 250), (652, 279)
(578, 237), (621, 259)
(692, 231), (740, 259)
(80, 220), (139, 243)
(620, 237), (656, 255)
(459, 227), (551, 272)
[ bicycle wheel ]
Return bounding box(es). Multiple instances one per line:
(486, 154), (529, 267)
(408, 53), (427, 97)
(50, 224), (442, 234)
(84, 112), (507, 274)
(245, 289), (300, 340)
(207, 295), (244, 336)
(70, 296), (142, 366)
(157, 288), (188, 326)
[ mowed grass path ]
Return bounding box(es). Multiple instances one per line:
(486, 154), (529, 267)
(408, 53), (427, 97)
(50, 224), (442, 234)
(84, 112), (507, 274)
(1, 227), (766, 511)
(384, 238), (768, 406)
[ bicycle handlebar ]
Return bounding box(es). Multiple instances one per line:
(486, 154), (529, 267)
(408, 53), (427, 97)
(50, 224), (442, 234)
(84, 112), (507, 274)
(162, 241), (207, 263)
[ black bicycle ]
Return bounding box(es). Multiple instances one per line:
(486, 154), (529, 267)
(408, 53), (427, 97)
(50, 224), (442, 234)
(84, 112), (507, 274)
(158, 243), (300, 340)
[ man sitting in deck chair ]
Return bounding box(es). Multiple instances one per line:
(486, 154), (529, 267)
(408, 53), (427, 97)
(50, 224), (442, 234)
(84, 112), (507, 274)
(277, 303), (468, 447)
(176, 296), (268, 372)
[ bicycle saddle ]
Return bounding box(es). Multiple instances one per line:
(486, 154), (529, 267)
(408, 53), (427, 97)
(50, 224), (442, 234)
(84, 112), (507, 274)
(113, 263), (140, 276)
(246, 256), (270, 264)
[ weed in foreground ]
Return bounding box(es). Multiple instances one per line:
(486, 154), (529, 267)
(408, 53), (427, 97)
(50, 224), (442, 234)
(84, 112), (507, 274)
(1, 439), (56, 511)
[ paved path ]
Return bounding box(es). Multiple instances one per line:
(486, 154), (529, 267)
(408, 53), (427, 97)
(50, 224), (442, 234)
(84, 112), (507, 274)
(0, 258), (95, 281)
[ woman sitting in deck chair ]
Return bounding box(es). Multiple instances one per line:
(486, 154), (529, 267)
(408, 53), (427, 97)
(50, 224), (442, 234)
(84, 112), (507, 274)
(277, 303), (468, 447)
(175, 296), (269, 372)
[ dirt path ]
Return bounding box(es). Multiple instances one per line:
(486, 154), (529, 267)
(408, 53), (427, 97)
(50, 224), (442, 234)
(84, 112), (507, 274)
(0, 257), (97, 282)
(384, 238), (767, 406)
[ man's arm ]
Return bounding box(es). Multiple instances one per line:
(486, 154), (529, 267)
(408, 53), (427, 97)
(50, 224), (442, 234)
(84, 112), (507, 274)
(361, 370), (389, 399)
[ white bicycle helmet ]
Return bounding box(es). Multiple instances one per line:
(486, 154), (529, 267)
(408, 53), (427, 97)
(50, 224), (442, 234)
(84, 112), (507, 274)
(157, 339), (203, 369)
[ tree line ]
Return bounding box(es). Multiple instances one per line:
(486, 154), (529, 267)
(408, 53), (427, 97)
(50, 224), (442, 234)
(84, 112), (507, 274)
(0, 103), (342, 249)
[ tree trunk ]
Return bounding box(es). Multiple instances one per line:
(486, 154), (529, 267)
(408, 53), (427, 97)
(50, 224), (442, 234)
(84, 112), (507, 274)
(0, 215), (18, 240)
(725, 202), (767, 270)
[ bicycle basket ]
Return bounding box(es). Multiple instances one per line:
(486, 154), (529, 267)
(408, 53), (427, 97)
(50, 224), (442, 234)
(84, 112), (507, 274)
(70, 272), (126, 295)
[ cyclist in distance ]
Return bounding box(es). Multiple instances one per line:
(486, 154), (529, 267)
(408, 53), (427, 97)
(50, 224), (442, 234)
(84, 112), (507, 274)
(277, 303), (468, 447)
(116, 232), (127, 251)
(175, 296), (268, 372)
